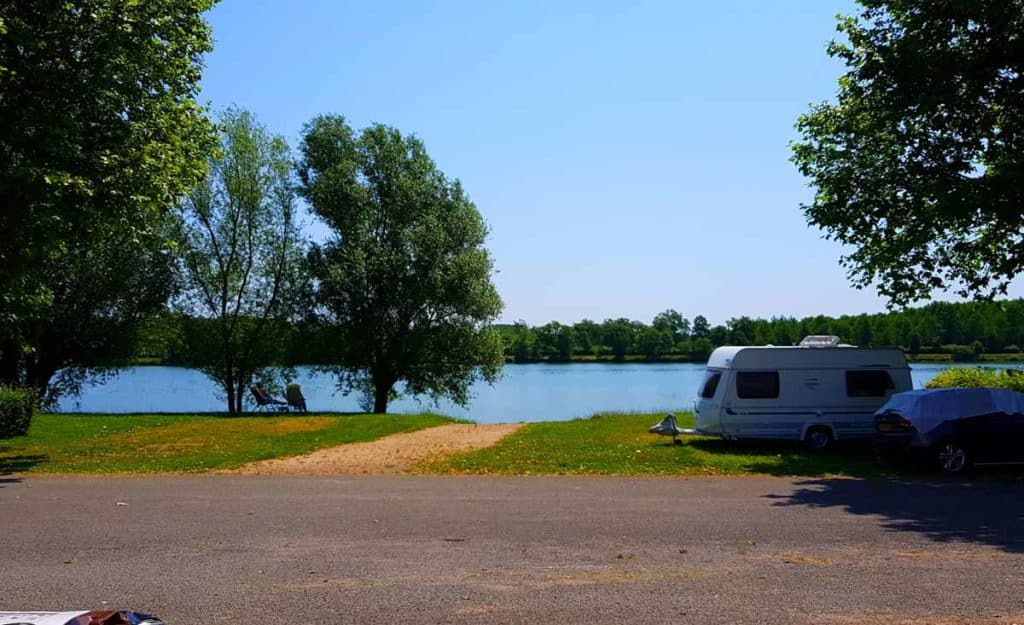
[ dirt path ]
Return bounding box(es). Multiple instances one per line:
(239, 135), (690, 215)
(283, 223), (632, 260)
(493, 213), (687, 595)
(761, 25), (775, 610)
(233, 423), (523, 475)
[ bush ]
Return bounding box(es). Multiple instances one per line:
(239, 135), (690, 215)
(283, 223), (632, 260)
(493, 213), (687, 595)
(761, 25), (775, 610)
(925, 368), (1024, 392)
(1006, 345), (1022, 354)
(943, 344), (980, 362)
(0, 386), (35, 438)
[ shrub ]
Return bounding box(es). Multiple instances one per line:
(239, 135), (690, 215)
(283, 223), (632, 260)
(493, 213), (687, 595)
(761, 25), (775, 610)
(0, 386), (36, 438)
(925, 368), (1024, 393)
(1006, 345), (1022, 354)
(943, 344), (980, 362)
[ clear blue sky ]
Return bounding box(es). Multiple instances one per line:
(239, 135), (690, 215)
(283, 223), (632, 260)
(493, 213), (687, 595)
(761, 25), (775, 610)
(199, 0), (1021, 326)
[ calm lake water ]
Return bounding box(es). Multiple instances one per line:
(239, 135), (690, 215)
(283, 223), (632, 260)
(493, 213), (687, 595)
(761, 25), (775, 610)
(53, 362), (1023, 423)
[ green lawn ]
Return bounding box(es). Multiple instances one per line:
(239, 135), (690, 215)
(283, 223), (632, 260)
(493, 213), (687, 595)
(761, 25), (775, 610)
(425, 412), (881, 477)
(1, 412), (455, 474)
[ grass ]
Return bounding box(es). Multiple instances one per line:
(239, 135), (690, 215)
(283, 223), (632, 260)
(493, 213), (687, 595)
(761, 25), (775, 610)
(0, 412), (455, 474)
(425, 412), (881, 477)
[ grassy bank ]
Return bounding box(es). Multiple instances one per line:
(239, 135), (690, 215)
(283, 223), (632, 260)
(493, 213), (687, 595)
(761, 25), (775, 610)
(424, 412), (879, 477)
(0, 412), (454, 474)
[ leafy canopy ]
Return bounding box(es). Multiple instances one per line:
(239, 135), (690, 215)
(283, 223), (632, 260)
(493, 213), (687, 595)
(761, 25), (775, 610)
(298, 116), (503, 413)
(792, 0), (1024, 306)
(176, 108), (304, 413)
(0, 0), (217, 326)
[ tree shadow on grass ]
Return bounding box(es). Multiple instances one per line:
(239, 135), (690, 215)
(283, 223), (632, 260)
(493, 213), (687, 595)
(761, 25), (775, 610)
(0, 446), (47, 485)
(685, 437), (883, 477)
(765, 472), (1024, 553)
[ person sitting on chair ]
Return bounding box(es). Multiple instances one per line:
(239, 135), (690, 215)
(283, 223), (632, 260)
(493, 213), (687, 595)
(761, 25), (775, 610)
(255, 383), (287, 406)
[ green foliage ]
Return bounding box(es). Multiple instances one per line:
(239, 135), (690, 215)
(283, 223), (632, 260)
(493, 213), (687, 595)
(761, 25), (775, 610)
(944, 344), (980, 363)
(0, 386), (34, 438)
(176, 108), (305, 413)
(907, 333), (922, 355)
(792, 0), (1024, 306)
(10, 216), (179, 405)
(637, 326), (673, 362)
(495, 300), (1024, 363)
(0, 0), (217, 329)
(0, 412), (454, 473)
(535, 322), (574, 362)
(689, 338), (714, 362)
(298, 116), (504, 413)
(925, 367), (1024, 392)
(427, 412), (878, 477)
(603, 318), (638, 361)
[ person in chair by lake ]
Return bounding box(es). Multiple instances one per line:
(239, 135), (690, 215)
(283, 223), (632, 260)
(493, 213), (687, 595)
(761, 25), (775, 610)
(254, 383), (288, 408)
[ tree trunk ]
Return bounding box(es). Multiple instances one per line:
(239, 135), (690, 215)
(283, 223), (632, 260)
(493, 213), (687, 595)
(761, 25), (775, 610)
(24, 361), (57, 409)
(372, 378), (392, 414)
(0, 340), (22, 387)
(234, 379), (245, 413)
(225, 370), (236, 414)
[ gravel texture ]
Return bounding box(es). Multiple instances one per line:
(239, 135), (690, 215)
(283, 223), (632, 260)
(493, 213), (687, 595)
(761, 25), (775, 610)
(231, 423), (523, 475)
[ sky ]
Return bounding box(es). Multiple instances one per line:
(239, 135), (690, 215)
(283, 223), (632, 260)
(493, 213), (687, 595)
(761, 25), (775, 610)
(199, 0), (1022, 326)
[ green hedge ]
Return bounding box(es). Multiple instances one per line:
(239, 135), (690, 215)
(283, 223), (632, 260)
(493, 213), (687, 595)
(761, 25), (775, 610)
(0, 387), (36, 438)
(924, 368), (1024, 392)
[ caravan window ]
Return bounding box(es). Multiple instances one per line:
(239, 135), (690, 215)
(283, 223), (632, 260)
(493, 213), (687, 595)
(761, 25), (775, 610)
(700, 371), (722, 398)
(846, 370), (895, 397)
(736, 371), (780, 399)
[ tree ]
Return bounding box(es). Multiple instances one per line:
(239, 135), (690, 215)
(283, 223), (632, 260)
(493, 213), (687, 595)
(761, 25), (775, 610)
(653, 309), (690, 345)
(637, 326), (673, 362)
(507, 322), (537, 363)
(690, 338), (714, 362)
(176, 109), (304, 413)
(298, 116), (503, 413)
(572, 319), (598, 354)
(792, 1), (1024, 306)
(7, 219), (177, 405)
(0, 1), (216, 338)
(691, 315), (710, 340)
(708, 325), (729, 347)
(855, 317), (874, 347)
(536, 322), (573, 362)
(727, 316), (755, 345)
(602, 318), (636, 361)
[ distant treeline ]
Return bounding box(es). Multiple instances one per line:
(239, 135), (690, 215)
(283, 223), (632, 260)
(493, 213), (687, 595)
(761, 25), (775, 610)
(134, 299), (1024, 366)
(496, 300), (1024, 363)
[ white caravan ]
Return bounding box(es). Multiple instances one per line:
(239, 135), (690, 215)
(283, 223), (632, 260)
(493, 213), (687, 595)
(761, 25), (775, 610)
(693, 336), (912, 449)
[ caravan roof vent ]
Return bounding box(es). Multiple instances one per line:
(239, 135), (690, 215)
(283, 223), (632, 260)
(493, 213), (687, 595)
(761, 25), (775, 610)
(799, 335), (841, 348)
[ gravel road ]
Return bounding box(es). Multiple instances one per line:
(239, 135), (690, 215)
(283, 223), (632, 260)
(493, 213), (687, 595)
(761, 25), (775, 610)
(2, 474), (1022, 624)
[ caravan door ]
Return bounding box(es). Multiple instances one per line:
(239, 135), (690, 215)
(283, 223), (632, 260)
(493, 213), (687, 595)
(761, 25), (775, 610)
(694, 368), (726, 434)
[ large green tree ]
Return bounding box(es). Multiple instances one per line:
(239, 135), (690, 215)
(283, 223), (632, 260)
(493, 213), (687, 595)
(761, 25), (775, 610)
(0, 0), (215, 389)
(8, 219), (177, 405)
(176, 108), (305, 413)
(298, 116), (504, 413)
(792, 0), (1024, 306)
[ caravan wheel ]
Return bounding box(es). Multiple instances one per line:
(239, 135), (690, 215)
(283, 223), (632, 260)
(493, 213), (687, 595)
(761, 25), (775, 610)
(805, 427), (833, 452)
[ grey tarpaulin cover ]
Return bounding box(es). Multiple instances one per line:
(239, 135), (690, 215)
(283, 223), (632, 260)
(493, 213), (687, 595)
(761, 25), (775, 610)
(875, 388), (1024, 436)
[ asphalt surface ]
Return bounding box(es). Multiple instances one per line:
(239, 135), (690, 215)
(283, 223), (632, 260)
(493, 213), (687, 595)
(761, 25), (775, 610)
(2, 474), (1024, 624)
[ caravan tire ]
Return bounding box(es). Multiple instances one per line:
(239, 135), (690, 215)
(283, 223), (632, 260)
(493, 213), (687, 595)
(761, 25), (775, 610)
(805, 427), (833, 452)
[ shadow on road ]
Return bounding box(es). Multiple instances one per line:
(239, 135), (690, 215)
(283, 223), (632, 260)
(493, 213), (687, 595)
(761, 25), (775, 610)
(767, 475), (1024, 553)
(686, 437), (881, 477)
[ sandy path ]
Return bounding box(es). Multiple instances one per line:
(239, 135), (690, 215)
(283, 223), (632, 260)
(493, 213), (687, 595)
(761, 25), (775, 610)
(233, 423), (523, 475)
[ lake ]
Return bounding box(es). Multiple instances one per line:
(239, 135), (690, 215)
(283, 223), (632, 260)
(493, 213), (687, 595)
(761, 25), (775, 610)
(53, 362), (1021, 423)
